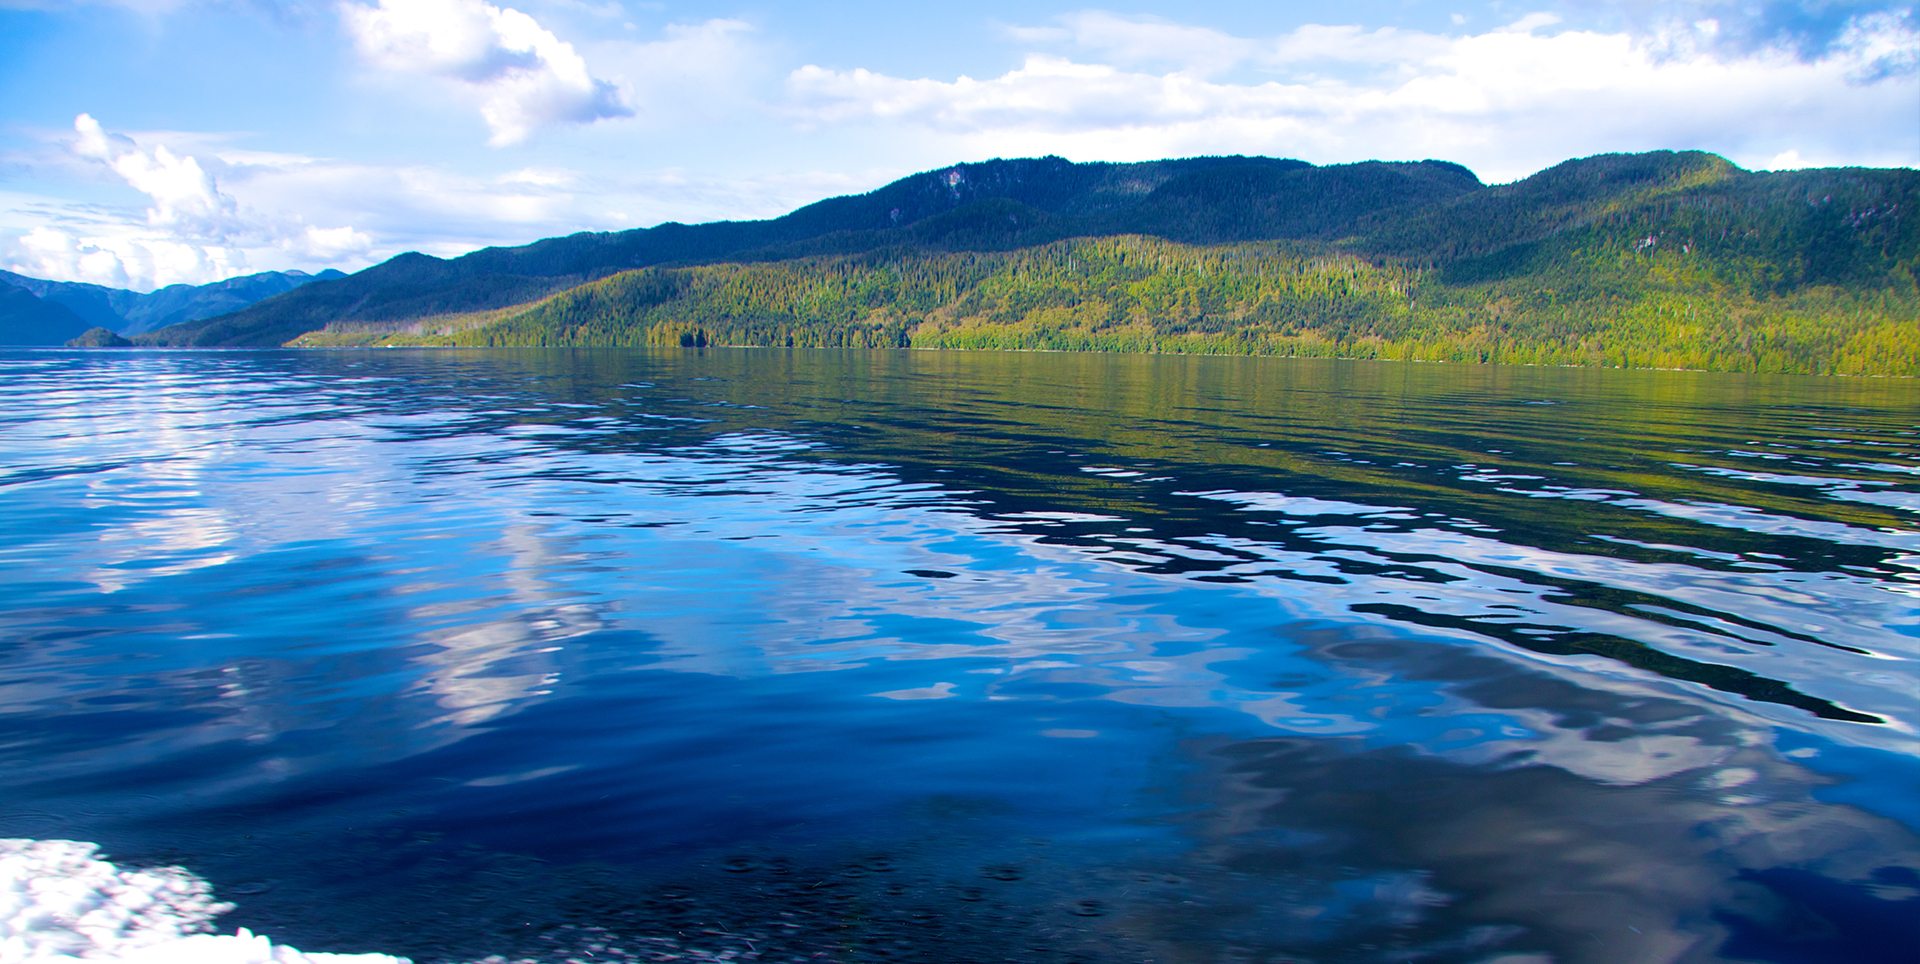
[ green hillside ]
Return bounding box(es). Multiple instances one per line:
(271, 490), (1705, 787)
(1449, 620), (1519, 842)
(142, 155), (1347, 347)
(144, 151), (1919, 375)
(139, 156), (1483, 347)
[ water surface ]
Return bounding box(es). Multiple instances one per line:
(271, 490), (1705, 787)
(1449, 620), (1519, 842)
(3, 348), (1919, 964)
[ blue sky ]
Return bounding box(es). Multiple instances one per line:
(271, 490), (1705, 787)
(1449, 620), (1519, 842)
(1, 0), (1915, 290)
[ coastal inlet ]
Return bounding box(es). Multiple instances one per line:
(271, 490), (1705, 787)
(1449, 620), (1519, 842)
(2, 347), (1918, 963)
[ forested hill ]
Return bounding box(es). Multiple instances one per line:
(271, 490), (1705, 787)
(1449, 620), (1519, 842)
(140, 151), (1919, 376)
(135, 155), (1482, 347)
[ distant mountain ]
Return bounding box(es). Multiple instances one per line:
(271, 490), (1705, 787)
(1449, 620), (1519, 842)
(0, 281), (94, 345)
(135, 152), (1919, 376)
(0, 268), (346, 340)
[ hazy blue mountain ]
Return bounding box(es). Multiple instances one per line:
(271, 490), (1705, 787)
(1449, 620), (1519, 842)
(0, 275), (132, 331)
(0, 281), (95, 345)
(0, 268), (346, 336)
(122, 270), (348, 333)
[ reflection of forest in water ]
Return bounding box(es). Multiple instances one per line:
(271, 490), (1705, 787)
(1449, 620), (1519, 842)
(1, 347), (1917, 963)
(503, 347), (1920, 731)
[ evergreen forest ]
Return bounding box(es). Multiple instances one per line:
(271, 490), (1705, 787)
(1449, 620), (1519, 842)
(138, 151), (1918, 376)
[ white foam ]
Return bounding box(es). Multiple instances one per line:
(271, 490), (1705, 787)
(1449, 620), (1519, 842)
(0, 839), (406, 963)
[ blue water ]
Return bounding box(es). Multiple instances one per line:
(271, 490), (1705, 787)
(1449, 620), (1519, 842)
(3, 348), (1919, 964)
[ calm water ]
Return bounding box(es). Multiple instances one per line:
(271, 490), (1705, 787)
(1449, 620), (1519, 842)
(4, 348), (1919, 964)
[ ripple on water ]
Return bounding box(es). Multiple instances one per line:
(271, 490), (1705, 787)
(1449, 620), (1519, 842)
(2, 348), (1918, 963)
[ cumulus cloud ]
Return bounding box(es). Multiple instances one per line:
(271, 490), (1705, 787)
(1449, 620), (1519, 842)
(581, 18), (767, 125)
(789, 10), (1920, 182)
(0, 114), (887, 289)
(72, 112), (244, 241)
(0, 115), (375, 289)
(340, 0), (635, 145)
(1834, 7), (1920, 80)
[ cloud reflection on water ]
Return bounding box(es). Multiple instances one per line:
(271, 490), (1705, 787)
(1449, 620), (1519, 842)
(6, 348), (1920, 962)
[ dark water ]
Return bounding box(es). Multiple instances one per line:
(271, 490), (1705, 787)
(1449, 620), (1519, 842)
(4, 347), (1919, 964)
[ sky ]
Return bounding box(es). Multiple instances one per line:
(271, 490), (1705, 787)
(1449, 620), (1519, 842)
(0, 0), (1915, 291)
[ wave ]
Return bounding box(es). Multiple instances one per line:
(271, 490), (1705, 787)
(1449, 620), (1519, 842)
(0, 839), (404, 963)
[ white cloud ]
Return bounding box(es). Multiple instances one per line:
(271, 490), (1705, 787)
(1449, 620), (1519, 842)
(1762, 148), (1810, 170)
(1266, 23), (1453, 69)
(1034, 12), (1256, 77)
(1835, 8), (1920, 80)
(340, 0), (635, 145)
(0, 114), (896, 289)
(0, 115), (376, 289)
(72, 112), (244, 241)
(787, 12), (1920, 182)
(1005, 12), (1453, 80)
(582, 18), (766, 125)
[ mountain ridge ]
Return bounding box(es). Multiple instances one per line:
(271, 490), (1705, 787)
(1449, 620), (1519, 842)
(138, 155), (1486, 348)
(134, 151), (1919, 375)
(0, 281), (94, 346)
(0, 268), (346, 343)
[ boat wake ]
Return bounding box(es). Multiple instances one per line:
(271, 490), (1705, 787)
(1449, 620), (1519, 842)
(1, 839), (403, 963)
